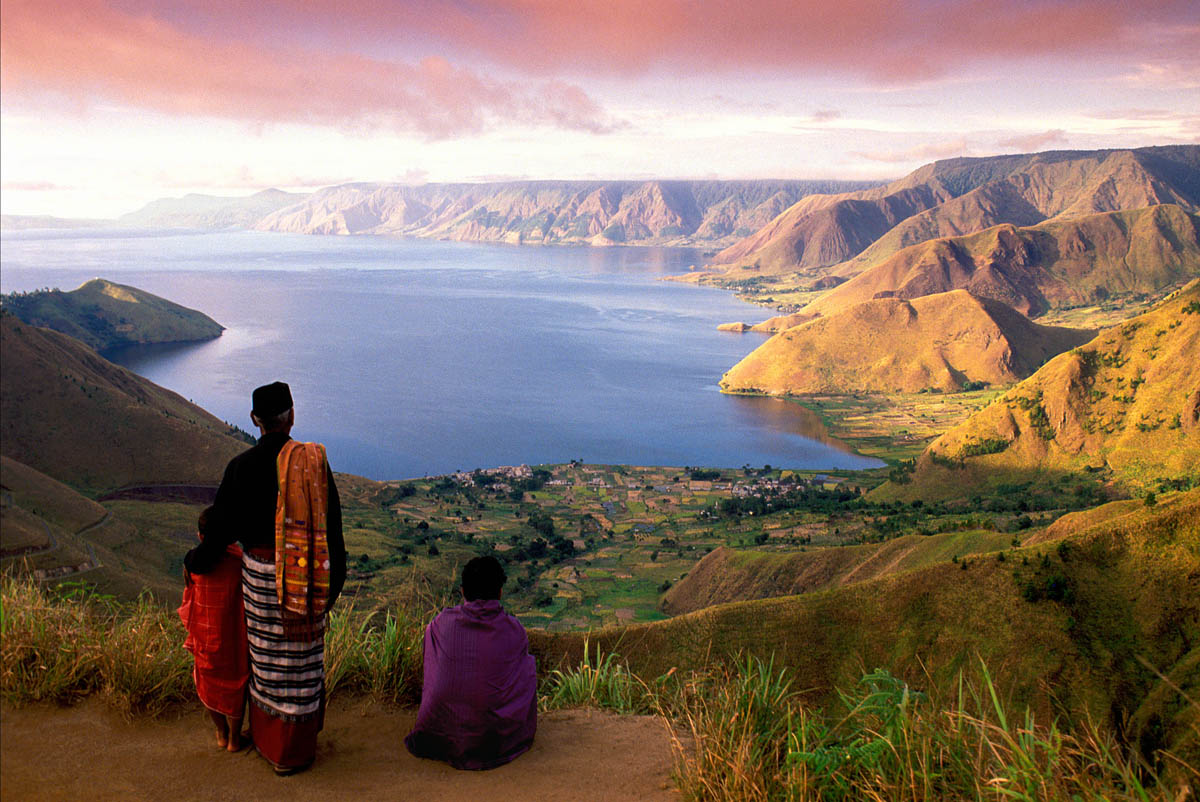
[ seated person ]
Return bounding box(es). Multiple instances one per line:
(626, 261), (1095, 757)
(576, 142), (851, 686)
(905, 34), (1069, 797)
(404, 556), (537, 770)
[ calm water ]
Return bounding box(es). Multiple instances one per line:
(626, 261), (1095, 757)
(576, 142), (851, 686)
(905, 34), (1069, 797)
(1, 229), (881, 479)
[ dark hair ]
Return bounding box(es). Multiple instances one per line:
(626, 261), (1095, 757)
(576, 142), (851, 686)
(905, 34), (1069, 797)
(461, 556), (506, 601)
(197, 505), (214, 538)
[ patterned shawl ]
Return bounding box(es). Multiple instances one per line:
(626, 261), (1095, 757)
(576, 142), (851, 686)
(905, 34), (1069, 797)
(274, 440), (331, 640)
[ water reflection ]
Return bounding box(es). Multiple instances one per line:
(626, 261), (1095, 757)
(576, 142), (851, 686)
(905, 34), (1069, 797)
(726, 395), (859, 456)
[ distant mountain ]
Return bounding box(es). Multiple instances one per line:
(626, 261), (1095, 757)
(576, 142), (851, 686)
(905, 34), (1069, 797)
(707, 146), (1200, 277)
(1, 279), (224, 353)
(719, 290), (1093, 394)
(253, 179), (882, 246)
(0, 215), (110, 230)
(0, 314), (247, 491)
(883, 282), (1200, 497)
(801, 205), (1200, 318)
(118, 188), (306, 229)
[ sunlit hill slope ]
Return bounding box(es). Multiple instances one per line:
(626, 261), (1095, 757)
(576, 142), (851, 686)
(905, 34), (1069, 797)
(877, 282), (1200, 499)
(719, 289), (1093, 394)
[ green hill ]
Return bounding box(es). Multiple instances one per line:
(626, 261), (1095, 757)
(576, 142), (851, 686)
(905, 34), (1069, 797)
(1, 279), (223, 352)
(533, 489), (1200, 764)
(875, 282), (1200, 500)
(0, 314), (247, 492)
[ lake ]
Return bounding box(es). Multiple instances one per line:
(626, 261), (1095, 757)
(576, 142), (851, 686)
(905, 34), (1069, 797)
(1, 229), (881, 479)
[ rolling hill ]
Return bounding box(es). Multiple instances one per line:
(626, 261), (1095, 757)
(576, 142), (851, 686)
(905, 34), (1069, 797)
(1, 279), (224, 353)
(878, 282), (1200, 499)
(799, 204), (1200, 319)
(0, 313), (247, 492)
(252, 179), (880, 245)
(706, 146), (1200, 277)
(533, 489), (1200, 763)
(719, 290), (1094, 394)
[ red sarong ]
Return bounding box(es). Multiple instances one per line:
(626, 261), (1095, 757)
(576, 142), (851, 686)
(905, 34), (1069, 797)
(179, 543), (249, 717)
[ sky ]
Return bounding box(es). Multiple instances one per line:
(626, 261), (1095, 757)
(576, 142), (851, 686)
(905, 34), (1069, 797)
(1, 0), (1198, 219)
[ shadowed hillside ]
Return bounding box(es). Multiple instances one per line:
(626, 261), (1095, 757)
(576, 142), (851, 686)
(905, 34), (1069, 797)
(533, 489), (1200, 763)
(800, 204), (1200, 319)
(707, 146), (1200, 277)
(253, 179), (879, 245)
(0, 314), (247, 492)
(877, 282), (1200, 500)
(719, 290), (1093, 394)
(2, 279), (224, 352)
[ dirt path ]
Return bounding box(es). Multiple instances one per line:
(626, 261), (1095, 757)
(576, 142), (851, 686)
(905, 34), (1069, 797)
(1, 699), (680, 801)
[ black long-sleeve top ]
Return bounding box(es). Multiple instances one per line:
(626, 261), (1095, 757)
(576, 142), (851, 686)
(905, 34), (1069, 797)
(184, 431), (346, 609)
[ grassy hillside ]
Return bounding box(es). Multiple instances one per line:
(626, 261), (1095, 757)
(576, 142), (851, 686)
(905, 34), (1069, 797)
(803, 205), (1200, 318)
(1, 279), (223, 352)
(877, 282), (1200, 500)
(661, 530), (1017, 615)
(0, 315), (247, 492)
(532, 489), (1200, 765)
(720, 290), (1093, 394)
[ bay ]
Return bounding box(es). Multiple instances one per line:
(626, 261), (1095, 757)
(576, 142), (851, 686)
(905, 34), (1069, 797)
(1, 229), (882, 479)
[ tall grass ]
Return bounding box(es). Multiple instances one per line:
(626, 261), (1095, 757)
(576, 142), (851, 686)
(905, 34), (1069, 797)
(540, 638), (653, 714)
(0, 575), (191, 715)
(0, 574), (427, 712)
(669, 657), (1194, 801)
(325, 605), (426, 705)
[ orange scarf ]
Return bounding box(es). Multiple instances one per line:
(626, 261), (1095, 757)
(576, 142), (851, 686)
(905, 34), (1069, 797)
(274, 440), (331, 639)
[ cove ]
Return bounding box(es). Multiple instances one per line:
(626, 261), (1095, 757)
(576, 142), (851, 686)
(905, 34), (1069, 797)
(1, 229), (883, 479)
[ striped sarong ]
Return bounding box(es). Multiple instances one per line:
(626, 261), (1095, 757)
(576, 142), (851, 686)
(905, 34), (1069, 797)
(242, 551), (325, 768)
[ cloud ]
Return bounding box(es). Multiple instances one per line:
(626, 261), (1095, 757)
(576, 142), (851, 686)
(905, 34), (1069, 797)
(0, 180), (66, 191)
(5, 0), (1195, 118)
(997, 129), (1069, 151)
(810, 109), (842, 123)
(854, 139), (971, 164)
(0, 0), (620, 138)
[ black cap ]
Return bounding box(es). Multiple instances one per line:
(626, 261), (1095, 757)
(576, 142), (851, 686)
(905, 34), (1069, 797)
(252, 382), (293, 418)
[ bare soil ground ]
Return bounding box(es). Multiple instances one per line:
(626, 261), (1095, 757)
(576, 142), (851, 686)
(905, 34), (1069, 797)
(1, 699), (679, 801)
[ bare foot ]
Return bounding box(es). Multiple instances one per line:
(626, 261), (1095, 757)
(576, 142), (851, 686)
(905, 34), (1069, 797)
(225, 718), (244, 753)
(209, 710), (229, 749)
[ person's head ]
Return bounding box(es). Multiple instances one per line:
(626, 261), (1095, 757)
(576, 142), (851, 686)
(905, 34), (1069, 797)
(197, 505), (214, 538)
(461, 556), (506, 601)
(251, 381), (294, 435)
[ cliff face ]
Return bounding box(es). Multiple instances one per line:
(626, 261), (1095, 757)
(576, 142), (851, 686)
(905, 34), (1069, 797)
(720, 290), (1094, 395)
(708, 146), (1200, 277)
(252, 179), (881, 246)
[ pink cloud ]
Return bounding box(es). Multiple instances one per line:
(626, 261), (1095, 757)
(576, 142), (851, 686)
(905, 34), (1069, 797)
(855, 140), (972, 164)
(0, 0), (618, 137)
(97, 0), (1195, 81)
(997, 130), (1069, 151)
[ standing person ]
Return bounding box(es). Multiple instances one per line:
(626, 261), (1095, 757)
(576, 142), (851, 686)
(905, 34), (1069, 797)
(179, 505), (248, 752)
(185, 381), (346, 776)
(405, 556), (537, 770)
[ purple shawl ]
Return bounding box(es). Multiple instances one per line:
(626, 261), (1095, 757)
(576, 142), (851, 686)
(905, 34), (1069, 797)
(404, 600), (537, 770)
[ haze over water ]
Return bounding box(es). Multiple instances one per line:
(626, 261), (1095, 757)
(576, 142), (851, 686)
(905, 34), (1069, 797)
(2, 229), (881, 479)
